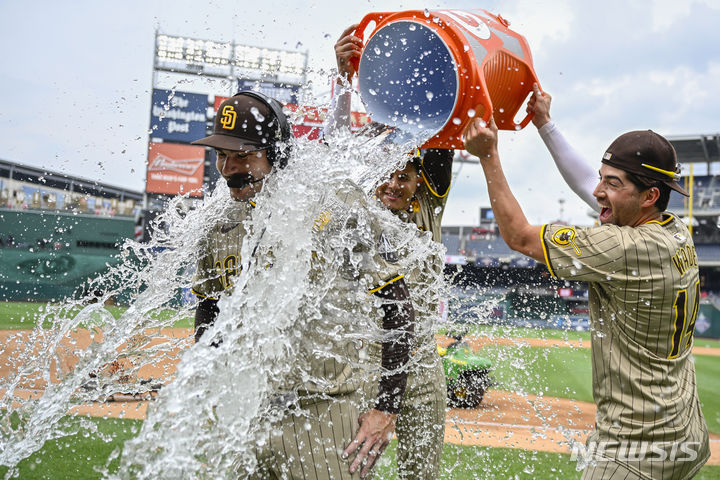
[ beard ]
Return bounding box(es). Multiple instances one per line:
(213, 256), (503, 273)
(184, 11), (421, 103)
(226, 173), (263, 189)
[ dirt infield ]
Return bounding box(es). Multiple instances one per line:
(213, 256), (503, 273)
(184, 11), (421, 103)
(48, 389), (720, 465)
(448, 390), (720, 465)
(2, 328), (719, 465)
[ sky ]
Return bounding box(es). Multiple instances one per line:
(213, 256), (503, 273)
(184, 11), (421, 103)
(1, 0), (719, 226)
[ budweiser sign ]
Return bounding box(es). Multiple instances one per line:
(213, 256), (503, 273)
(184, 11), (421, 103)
(148, 153), (204, 175)
(146, 142), (205, 197)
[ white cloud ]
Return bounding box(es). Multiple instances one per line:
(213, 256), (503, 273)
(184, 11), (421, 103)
(495, 0), (576, 51)
(1, 0), (718, 227)
(648, 0), (719, 30)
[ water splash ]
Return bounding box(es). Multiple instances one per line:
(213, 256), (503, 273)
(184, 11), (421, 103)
(0, 186), (233, 472)
(114, 130), (445, 478)
(0, 100), (446, 479)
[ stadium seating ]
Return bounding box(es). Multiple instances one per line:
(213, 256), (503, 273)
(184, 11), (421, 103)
(668, 175), (720, 211)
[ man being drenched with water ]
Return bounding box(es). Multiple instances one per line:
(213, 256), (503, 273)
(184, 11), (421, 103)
(190, 91), (416, 479)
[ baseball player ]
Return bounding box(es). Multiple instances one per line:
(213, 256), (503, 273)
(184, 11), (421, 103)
(190, 91), (416, 479)
(464, 109), (710, 480)
(366, 150), (451, 480)
(330, 25), (452, 480)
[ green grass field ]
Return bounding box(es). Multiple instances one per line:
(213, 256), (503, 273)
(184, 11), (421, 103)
(1, 422), (717, 480)
(0, 301), (192, 330)
(479, 343), (720, 435)
(446, 323), (720, 350)
(1, 302), (718, 478)
(0, 424), (618, 479)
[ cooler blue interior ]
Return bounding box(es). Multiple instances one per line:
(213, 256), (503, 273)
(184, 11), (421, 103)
(358, 20), (458, 136)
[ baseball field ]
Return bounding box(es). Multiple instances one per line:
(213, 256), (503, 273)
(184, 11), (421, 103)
(1, 302), (719, 479)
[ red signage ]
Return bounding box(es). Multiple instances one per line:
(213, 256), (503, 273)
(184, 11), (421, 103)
(146, 142), (205, 197)
(558, 288), (573, 298)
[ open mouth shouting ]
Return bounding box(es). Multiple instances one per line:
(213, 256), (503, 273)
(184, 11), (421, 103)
(599, 206), (612, 224)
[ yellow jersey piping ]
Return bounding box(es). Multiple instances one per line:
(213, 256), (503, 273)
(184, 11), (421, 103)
(420, 169), (451, 198)
(540, 224), (556, 278)
(191, 288), (218, 301)
(644, 213), (673, 226)
(368, 274), (405, 293)
(419, 153), (451, 198)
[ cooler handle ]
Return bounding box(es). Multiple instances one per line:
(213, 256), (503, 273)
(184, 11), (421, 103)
(350, 12), (394, 71)
(511, 80), (542, 130)
(513, 112), (533, 130)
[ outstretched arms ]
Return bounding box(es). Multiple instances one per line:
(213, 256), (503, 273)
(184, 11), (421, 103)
(325, 25), (363, 137)
(527, 85), (599, 212)
(464, 116), (545, 263)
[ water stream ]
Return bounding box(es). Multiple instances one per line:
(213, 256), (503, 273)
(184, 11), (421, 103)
(0, 110), (450, 478)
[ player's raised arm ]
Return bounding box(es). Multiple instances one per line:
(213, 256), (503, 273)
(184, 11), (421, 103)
(335, 24), (362, 81)
(464, 116), (545, 263)
(527, 84), (599, 211)
(325, 25), (362, 138)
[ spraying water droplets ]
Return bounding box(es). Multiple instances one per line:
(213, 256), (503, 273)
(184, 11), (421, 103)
(250, 107), (265, 122)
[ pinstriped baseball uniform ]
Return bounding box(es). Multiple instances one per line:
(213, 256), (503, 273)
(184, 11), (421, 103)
(542, 214), (710, 480)
(364, 153), (451, 480)
(193, 184), (407, 480)
(191, 201), (253, 300)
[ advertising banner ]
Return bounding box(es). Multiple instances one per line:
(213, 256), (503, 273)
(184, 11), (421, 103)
(146, 142), (205, 197)
(150, 89), (208, 143)
(237, 79), (300, 105)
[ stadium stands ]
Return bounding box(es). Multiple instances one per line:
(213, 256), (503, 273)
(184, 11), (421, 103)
(668, 175), (720, 212)
(0, 158), (142, 217)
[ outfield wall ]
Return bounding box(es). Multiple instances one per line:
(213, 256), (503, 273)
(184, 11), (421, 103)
(0, 209), (134, 302)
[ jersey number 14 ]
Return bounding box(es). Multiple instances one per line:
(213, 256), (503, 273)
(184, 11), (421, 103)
(669, 280), (700, 359)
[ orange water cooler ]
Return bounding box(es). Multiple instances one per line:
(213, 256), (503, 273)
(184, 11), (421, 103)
(354, 9), (541, 149)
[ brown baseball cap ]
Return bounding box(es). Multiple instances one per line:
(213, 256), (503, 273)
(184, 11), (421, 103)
(191, 94), (280, 152)
(601, 130), (689, 196)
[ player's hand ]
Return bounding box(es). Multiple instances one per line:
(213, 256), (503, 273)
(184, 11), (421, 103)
(526, 83), (552, 128)
(335, 24), (363, 80)
(343, 408), (397, 478)
(463, 115), (499, 161)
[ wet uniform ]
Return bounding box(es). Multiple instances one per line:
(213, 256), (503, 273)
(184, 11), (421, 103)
(542, 215), (710, 480)
(193, 184), (408, 480)
(192, 202), (252, 303)
(364, 151), (452, 480)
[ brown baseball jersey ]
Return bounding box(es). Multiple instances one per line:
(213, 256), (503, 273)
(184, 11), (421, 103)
(193, 185), (407, 480)
(400, 150), (453, 354)
(542, 214), (710, 479)
(296, 180), (406, 398)
(191, 201), (254, 300)
(193, 184), (405, 398)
